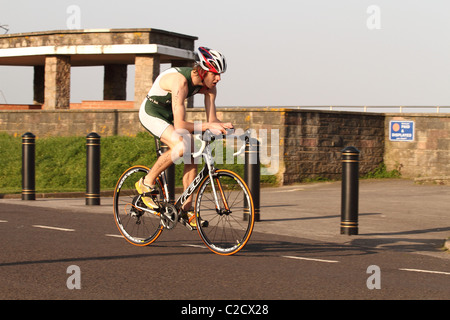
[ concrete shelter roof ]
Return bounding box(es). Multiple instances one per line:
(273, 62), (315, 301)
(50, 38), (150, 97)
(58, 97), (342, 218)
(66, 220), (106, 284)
(0, 28), (198, 66)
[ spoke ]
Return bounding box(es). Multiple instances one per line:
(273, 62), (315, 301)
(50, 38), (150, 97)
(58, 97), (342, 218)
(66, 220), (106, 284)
(114, 166), (164, 246)
(196, 171), (254, 255)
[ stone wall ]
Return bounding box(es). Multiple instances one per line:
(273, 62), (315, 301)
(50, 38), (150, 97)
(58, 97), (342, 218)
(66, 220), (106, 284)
(0, 107), (387, 185)
(2, 107), (448, 184)
(283, 111), (385, 184)
(189, 108), (385, 183)
(0, 109), (138, 137)
(384, 114), (450, 183)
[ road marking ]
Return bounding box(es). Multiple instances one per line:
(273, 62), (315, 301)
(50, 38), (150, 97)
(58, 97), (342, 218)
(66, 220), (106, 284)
(0, 220), (7, 223)
(282, 255), (339, 263)
(105, 234), (146, 241)
(105, 234), (124, 238)
(399, 268), (450, 276)
(32, 225), (75, 232)
(272, 188), (304, 193)
(182, 244), (208, 249)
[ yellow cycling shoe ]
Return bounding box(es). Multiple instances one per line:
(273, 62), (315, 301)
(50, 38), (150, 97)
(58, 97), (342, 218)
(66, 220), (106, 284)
(182, 210), (208, 228)
(135, 178), (159, 209)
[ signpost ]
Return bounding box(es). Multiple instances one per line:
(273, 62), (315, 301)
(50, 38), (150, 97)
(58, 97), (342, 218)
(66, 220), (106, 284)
(389, 121), (414, 141)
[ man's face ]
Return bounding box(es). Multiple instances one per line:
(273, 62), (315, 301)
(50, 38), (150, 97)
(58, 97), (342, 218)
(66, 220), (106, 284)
(203, 71), (221, 89)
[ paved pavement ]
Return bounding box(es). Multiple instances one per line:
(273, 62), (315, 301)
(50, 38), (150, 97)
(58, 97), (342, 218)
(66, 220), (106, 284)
(1, 179), (449, 260)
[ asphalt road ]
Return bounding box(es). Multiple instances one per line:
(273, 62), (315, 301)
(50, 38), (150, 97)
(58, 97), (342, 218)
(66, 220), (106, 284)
(1, 198), (449, 302)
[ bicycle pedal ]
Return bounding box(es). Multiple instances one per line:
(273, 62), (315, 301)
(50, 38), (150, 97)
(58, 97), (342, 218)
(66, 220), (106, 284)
(179, 218), (195, 231)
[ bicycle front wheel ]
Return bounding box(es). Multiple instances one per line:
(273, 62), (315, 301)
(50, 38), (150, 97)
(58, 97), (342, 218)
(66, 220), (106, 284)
(113, 165), (165, 246)
(195, 169), (255, 255)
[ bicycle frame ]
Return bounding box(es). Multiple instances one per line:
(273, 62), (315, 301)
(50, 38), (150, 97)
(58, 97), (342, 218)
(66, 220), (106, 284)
(155, 130), (248, 214)
(156, 135), (222, 213)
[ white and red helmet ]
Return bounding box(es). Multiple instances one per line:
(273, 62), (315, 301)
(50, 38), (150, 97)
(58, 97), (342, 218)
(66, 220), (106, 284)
(196, 46), (227, 74)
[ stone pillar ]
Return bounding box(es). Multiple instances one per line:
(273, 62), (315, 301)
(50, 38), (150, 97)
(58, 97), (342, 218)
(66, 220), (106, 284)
(104, 64), (127, 100)
(33, 66), (45, 105)
(134, 54), (160, 109)
(44, 55), (71, 110)
(172, 60), (194, 108)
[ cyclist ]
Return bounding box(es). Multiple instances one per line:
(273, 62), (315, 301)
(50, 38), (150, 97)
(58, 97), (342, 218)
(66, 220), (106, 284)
(136, 46), (233, 227)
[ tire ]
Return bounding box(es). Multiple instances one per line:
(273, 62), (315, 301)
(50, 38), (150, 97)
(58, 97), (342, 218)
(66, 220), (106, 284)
(194, 169), (255, 255)
(113, 166), (166, 246)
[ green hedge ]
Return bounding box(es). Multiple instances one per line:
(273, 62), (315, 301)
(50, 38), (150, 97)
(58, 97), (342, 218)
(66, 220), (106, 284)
(0, 132), (275, 194)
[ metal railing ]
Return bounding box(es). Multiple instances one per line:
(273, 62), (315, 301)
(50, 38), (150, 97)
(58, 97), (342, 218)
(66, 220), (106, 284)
(290, 106), (450, 113)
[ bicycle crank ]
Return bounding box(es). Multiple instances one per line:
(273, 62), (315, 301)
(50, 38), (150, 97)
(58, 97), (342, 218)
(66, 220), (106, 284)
(160, 203), (179, 230)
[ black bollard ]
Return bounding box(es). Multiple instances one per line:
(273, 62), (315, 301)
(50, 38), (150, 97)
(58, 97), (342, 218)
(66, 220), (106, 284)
(244, 137), (260, 222)
(86, 132), (101, 205)
(340, 146), (360, 235)
(22, 132), (36, 200)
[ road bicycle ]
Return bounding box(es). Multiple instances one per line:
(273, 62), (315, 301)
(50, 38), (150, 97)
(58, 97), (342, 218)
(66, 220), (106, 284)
(113, 129), (255, 255)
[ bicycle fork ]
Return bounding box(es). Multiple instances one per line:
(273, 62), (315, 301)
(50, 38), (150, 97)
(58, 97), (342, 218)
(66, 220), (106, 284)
(204, 148), (230, 215)
(213, 176), (231, 214)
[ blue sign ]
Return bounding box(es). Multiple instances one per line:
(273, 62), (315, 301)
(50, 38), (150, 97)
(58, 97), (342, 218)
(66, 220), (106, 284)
(389, 121), (414, 141)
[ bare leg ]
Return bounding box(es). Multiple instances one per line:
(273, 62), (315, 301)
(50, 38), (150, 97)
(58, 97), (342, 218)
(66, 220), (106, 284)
(144, 150), (174, 186)
(144, 126), (197, 211)
(144, 125), (183, 186)
(181, 162), (197, 211)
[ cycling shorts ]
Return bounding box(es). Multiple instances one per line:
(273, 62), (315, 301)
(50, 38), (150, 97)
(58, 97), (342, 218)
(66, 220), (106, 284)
(139, 99), (172, 138)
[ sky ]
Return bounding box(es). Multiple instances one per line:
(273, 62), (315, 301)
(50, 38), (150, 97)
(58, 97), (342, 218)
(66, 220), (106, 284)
(1, 0), (450, 111)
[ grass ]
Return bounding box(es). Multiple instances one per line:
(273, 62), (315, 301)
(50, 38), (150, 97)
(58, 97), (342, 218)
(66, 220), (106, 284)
(0, 133), (22, 193)
(362, 162), (401, 179)
(0, 132), (276, 194)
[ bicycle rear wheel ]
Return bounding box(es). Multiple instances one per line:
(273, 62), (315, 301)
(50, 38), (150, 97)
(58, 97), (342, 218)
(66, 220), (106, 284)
(195, 169), (255, 255)
(113, 165), (166, 246)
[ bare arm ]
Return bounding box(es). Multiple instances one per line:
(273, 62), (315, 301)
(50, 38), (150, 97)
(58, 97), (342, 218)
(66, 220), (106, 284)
(203, 86), (219, 122)
(202, 86), (234, 131)
(161, 72), (232, 134)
